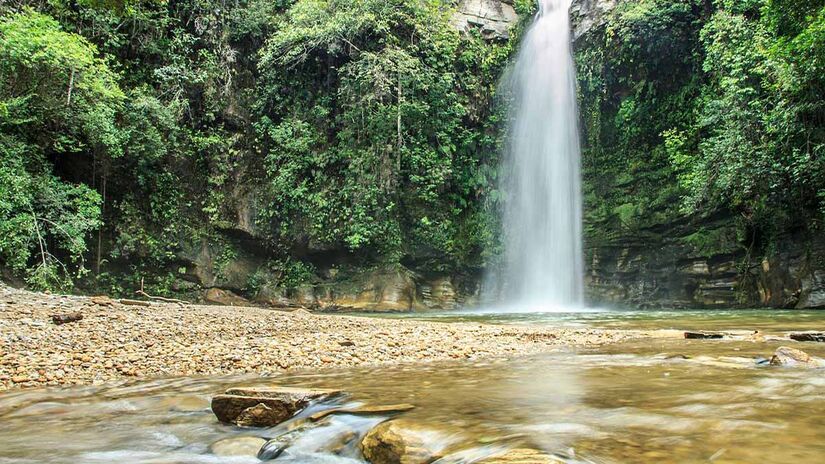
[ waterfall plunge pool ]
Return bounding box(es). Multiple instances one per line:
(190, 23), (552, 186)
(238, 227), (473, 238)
(2, 310), (825, 464)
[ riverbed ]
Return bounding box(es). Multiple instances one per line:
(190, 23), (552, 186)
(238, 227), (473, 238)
(1, 309), (824, 463)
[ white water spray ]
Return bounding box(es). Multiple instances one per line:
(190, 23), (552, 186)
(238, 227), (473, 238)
(494, 0), (584, 311)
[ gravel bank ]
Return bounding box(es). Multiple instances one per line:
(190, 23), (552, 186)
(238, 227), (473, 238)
(0, 286), (648, 391)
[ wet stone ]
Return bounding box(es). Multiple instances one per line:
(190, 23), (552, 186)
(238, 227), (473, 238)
(209, 436), (267, 457)
(789, 332), (825, 343)
(212, 386), (342, 427)
(360, 419), (455, 464)
(476, 448), (565, 464)
(770, 346), (825, 368)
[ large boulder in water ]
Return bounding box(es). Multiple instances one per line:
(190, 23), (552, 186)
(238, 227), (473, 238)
(360, 419), (455, 464)
(211, 386), (341, 427)
(769, 346), (825, 368)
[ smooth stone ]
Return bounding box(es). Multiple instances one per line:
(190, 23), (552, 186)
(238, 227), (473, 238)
(476, 448), (565, 464)
(360, 419), (454, 464)
(225, 386), (341, 402)
(158, 395), (209, 412)
(258, 418), (330, 460)
(770, 346), (825, 368)
(209, 436), (267, 457)
(212, 386), (342, 427)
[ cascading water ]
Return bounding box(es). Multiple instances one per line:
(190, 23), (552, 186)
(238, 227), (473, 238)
(494, 0), (584, 311)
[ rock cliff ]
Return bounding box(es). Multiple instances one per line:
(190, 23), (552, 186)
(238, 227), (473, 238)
(175, 0), (824, 311)
(572, 0), (825, 309)
(570, 0), (621, 41)
(451, 0), (519, 40)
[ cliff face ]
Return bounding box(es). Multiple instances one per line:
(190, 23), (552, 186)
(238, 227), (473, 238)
(585, 215), (825, 309)
(170, 0), (825, 311)
(570, 0), (620, 40)
(15, 0), (817, 311)
(451, 0), (519, 40)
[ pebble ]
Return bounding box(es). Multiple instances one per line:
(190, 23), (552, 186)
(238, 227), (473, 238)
(0, 284), (644, 391)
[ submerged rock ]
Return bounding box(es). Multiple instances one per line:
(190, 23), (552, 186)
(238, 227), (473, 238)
(211, 386), (341, 427)
(476, 448), (564, 464)
(769, 346), (825, 368)
(209, 436), (267, 457)
(684, 331), (724, 340)
(309, 404), (416, 422)
(360, 420), (455, 464)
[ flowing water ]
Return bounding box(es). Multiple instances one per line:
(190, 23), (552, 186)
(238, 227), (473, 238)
(494, 0), (584, 311)
(3, 311), (825, 464)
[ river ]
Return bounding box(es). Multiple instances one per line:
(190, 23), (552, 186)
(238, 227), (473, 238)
(2, 310), (824, 463)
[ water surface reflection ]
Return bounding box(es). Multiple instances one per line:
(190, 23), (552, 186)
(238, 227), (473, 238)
(2, 335), (824, 463)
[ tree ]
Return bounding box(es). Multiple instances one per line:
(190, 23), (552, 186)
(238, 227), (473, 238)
(0, 9), (122, 289)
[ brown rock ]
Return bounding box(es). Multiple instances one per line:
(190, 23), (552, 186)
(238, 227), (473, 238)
(119, 299), (152, 307)
(360, 419), (454, 464)
(205, 288), (250, 306)
(770, 346), (825, 368)
(51, 312), (83, 325)
(212, 387), (341, 427)
(211, 395), (293, 426)
(90, 296), (115, 306)
(235, 403), (286, 427)
(684, 331), (724, 339)
(789, 332), (825, 342)
(477, 449), (563, 464)
(224, 386), (341, 404)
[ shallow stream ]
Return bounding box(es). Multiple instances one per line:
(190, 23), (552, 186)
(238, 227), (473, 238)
(2, 310), (824, 463)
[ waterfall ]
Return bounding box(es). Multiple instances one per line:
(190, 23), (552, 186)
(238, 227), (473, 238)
(494, 0), (584, 311)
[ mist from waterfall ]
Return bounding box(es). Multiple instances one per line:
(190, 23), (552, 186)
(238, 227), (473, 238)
(491, 0), (584, 312)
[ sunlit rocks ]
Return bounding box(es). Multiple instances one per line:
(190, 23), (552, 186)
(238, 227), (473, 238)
(211, 386), (341, 427)
(360, 419), (456, 464)
(770, 346), (825, 368)
(451, 0), (518, 41)
(476, 448), (565, 464)
(209, 436), (267, 457)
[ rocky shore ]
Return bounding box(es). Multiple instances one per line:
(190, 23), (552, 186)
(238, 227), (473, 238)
(0, 285), (652, 391)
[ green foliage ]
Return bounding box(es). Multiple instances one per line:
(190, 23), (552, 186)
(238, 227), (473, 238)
(253, 0), (512, 269)
(4, 0), (818, 297)
(0, 0), (515, 295)
(0, 10), (114, 289)
(675, 0), (825, 230)
(578, 0), (704, 240)
(579, 0), (823, 257)
(681, 225), (741, 257)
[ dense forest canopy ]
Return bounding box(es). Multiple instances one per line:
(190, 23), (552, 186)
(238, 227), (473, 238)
(0, 0), (823, 305)
(577, 0), (824, 297)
